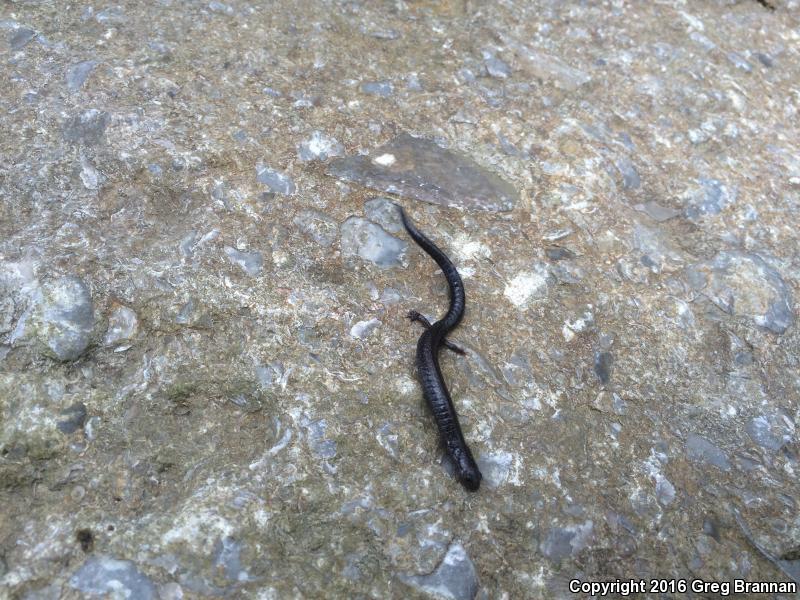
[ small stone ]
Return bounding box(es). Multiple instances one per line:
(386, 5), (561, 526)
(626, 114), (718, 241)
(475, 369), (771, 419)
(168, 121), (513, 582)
(366, 28), (400, 40)
(293, 210), (339, 247)
(683, 178), (737, 219)
(685, 434), (731, 471)
(340, 217), (407, 269)
(593, 351), (613, 385)
(501, 35), (591, 90)
(256, 165), (296, 195)
(9, 27), (36, 50)
(360, 80), (394, 97)
(58, 403), (88, 434)
(634, 201), (680, 222)
(694, 252), (793, 334)
(539, 521), (594, 562)
(615, 157), (641, 189)
(297, 131), (344, 162)
(504, 265), (550, 308)
(727, 52), (752, 72)
(208, 1), (234, 14)
(350, 318), (381, 339)
(63, 109), (110, 145)
(328, 133), (518, 212)
(476, 451), (513, 489)
(224, 247), (264, 277)
(545, 247), (575, 261)
(399, 542), (479, 600)
(485, 56), (512, 79)
(69, 556), (157, 600)
(104, 305), (138, 346)
(66, 61), (97, 91)
(746, 415), (792, 451)
(364, 198), (402, 233)
(35, 276), (95, 361)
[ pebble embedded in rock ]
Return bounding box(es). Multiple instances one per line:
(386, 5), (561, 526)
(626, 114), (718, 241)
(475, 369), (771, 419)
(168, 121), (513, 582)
(63, 109), (110, 145)
(297, 131), (344, 162)
(399, 542), (479, 600)
(634, 201), (680, 222)
(224, 247), (264, 277)
(593, 351), (613, 385)
(293, 210), (339, 247)
(340, 216), (407, 269)
(485, 56), (512, 79)
(350, 318), (381, 340)
(328, 134), (519, 211)
(539, 521), (594, 562)
(35, 276), (95, 361)
(69, 556), (157, 600)
(683, 178), (737, 219)
(360, 80), (394, 97)
(364, 197), (403, 233)
(57, 402), (88, 434)
(104, 305), (138, 347)
(66, 60), (97, 91)
(693, 252), (793, 334)
(9, 27), (36, 51)
(476, 451), (513, 489)
(256, 164), (296, 195)
(685, 434), (731, 471)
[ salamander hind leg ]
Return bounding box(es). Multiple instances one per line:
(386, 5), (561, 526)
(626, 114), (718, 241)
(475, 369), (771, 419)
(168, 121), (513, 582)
(406, 311), (466, 355)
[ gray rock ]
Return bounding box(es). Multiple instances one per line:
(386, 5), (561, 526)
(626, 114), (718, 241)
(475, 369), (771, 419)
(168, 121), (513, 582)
(539, 521), (594, 562)
(224, 247), (264, 276)
(303, 417), (337, 459)
(104, 305), (138, 347)
(727, 52), (752, 72)
(328, 134), (519, 212)
(293, 210), (339, 247)
(634, 201), (680, 222)
(746, 414), (793, 451)
(9, 27), (36, 50)
(208, 1), (234, 15)
(365, 28), (400, 41)
(66, 60), (97, 91)
(297, 131), (344, 162)
(683, 178), (737, 219)
(399, 542), (479, 600)
(95, 7), (126, 24)
(360, 80), (394, 97)
(693, 252), (793, 334)
(476, 451), (513, 489)
(593, 351), (613, 385)
(685, 434), (731, 471)
(69, 556), (157, 600)
(57, 403), (87, 434)
(340, 217), (407, 269)
(63, 109), (110, 145)
(500, 35), (591, 90)
(350, 318), (381, 340)
(485, 56), (512, 79)
(256, 165), (296, 195)
(545, 246), (575, 261)
(615, 157), (640, 189)
(364, 197), (402, 233)
(212, 537), (254, 582)
(35, 276), (95, 361)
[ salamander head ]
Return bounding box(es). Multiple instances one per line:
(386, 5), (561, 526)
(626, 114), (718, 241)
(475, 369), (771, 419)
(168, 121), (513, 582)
(458, 465), (482, 492)
(451, 448), (482, 492)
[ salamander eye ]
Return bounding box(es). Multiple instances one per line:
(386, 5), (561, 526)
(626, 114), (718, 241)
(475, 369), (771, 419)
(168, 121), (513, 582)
(459, 468), (481, 492)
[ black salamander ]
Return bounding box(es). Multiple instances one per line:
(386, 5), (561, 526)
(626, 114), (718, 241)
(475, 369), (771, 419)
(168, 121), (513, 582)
(398, 206), (482, 492)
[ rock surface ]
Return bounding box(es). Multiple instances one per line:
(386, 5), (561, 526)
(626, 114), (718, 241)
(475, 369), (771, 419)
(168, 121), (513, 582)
(1, 1), (799, 598)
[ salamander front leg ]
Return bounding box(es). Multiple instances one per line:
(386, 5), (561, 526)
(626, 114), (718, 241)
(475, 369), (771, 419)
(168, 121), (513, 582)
(406, 310), (466, 355)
